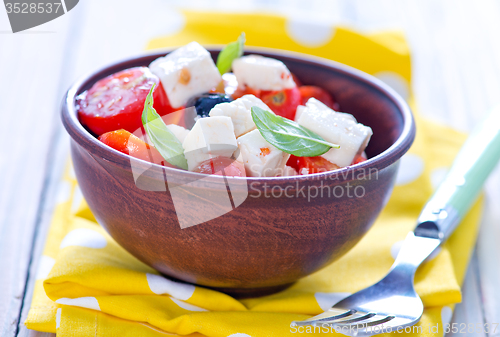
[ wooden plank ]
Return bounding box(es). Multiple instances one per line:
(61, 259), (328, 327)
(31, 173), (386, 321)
(0, 10), (78, 337)
(477, 166), (500, 335)
(25, 332), (54, 337)
(15, 133), (69, 337)
(446, 253), (487, 337)
(24, 330), (54, 337)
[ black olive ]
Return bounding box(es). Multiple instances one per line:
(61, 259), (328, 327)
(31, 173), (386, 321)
(183, 93), (233, 128)
(189, 93), (233, 118)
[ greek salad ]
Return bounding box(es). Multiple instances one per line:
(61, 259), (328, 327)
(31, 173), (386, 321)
(77, 34), (373, 178)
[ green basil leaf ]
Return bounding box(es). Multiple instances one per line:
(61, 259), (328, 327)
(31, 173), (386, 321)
(216, 32), (245, 75)
(251, 106), (339, 157)
(141, 85), (188, 170)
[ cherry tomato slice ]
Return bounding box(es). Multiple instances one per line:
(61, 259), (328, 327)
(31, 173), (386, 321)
(286, 155), (340, 175)
(78, 67), (175, 136)
(193, 157), (246, 177)
(260, 86), (301, 120)
(352, 153), (367, 165)
(98, 129), (175, 167)
(298, 85), (339, 110)
(286, 155), (300, 172)
(287, 152), (368, 174)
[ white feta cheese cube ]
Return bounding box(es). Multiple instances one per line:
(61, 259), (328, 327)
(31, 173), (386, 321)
(300, 98), (356, 122)
(232, 55), (296, 91)
(283, 165), (298, 177)
(166, 124), (189, 144)
(237, 129), (290, 177)
(297, 103), (372, 167)
(209, 94), (272, 137)
(294, 105), (306, 122)
(182, 116), (238, 171)
(149, 42), (222, 109)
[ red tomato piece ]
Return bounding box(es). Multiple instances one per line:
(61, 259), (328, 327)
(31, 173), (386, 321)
(287, 155), (340, 175)
(286, 155), (301, 172)
(352, 153), (368, 165)
(98, 129), (175, 168)
(287, 152), (368, 175)
(260, 86), (301, 120)
(78, 67), (176, 136)
(193, 157), (246, 177)
(298, 85), (339, 110)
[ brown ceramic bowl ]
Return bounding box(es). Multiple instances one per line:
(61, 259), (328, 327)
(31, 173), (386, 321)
(62, 48), (415, 298)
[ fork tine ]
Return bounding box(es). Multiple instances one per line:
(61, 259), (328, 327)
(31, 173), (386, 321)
(291, 308), (356, 326)
(328, 314), (397, 336)
(329, 312), (375, 324)
(335, 314), (395, 328)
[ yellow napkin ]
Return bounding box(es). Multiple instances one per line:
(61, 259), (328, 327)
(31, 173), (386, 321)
(25, 11), (483, 337)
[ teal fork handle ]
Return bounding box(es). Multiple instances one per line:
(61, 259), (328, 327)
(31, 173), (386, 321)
(416, 106), (500, 240)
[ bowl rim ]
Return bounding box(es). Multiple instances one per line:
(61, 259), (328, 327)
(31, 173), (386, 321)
(61, 46), (416, 184)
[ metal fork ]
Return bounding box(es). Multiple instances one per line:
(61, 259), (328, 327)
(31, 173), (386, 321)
(292, 107), (500, 336)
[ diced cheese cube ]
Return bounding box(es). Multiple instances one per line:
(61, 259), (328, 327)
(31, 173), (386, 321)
(297, 102), (373, 167)
(149, 42), (222, 109)
(182, 116), (238, 171)
(283, 165), (298, 177)
(297, 98), (356, 122)
(209, 94), (272, 137)
(232, 55), (296, 91)
(237, 129), (290, 177)
(294, 105), (306, 122)
(166, 124), (189, 144)
(234, 151), (244, 164)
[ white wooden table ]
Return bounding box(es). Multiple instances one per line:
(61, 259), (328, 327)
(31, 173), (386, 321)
(1, 1), (499, 336)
